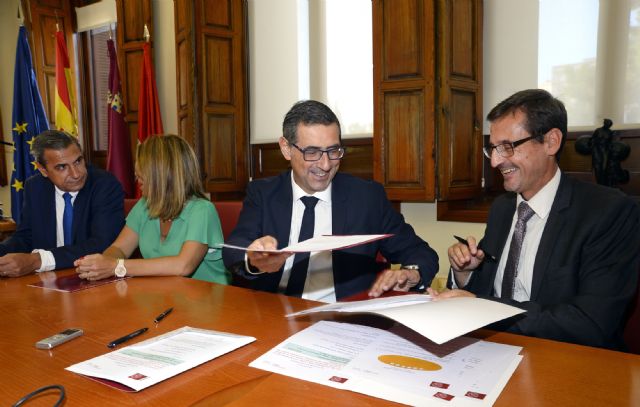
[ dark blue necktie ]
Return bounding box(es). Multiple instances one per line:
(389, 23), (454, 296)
(285, 196), (319, 297)
(63, 192), (73, 245)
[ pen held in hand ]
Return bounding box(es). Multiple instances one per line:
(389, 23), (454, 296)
(107, 327), (148, 348)
(154, 307), (173, 324)
(453, 235), (497, 262)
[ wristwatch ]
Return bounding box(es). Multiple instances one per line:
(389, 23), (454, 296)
(114, 259), (127, 278)
(402, 264), (422, 289)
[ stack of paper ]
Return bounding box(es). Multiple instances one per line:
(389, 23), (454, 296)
(250, 321), (522, 406)
(67, 327), (255, 392)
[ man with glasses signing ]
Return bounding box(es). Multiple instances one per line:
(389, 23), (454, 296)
(431, 89), (640, 350)
(223, 100), (438, 302)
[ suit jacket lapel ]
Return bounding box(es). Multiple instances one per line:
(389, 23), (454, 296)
(43, 181), (57, 247)
(331, 174), (348, 235)
(273, 171), (294, 248)
(531, 173), (571, 299)
(484, 195), (517, 294)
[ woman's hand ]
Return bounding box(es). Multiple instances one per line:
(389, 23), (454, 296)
(75, 254), (119, 281)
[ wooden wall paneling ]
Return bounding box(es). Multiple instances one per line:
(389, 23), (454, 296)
(0, 109), (6, 186)
(115, 0), (152, 156)
(373, 0), (436, 201)
(251, 138), (374, 181)
(22, 0), (75, 130)
(174, 0), (196, 147)
(194, 0), (248, 199)
(436, 0), (483, 201)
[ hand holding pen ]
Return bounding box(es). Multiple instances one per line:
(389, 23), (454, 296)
(449, 235), (495, 272)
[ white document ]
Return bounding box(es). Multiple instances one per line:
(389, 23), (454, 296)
(250, 321), (523, 406)
(287, 294), (525, 345)
(66, 327), (255, 392)
(220, 234), (392, 253)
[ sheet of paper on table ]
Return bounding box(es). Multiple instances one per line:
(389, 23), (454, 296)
(67, 327), (255, 392)
(220, 234), (392, 253)
(287, 294), (525, 345)
(250, 320), (522, 406)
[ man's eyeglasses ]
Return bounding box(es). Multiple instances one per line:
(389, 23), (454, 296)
(483, 135), (538, 159)
(290, 143), (346, 162)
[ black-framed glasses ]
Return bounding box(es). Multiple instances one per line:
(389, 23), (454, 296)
(290, 143), (346, 161)
(483, 135), (538, 159)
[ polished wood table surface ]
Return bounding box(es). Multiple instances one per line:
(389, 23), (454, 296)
(1, 270), (639, 406)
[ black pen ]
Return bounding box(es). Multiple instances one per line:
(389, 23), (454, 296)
(107, 327), (148, 348)
(153, 307), (173, 324)
(453, 235), (497, 262)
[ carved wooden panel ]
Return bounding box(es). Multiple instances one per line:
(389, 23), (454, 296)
(450, 0), (475, 78)
(174, 0), (196, 147)
(115, 0), (153, 155)
(373, 0), (436, 201)
(382, 0), (423, 79)
(22, 0), (74, 129)
(203, 0), (232, 28)
(383, 91), (423, 186)
(436, 0), (483, 202)
(204, 113), (236, 184)
(204, 36), (233, 105)
(190, 0), (248, 197)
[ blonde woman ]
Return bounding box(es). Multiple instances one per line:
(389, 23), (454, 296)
(75, 134), (229, 284)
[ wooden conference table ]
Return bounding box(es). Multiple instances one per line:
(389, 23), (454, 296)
(1, 270), (639, 406)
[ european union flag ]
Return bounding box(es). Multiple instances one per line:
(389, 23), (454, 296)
(10, 26), (49, 224)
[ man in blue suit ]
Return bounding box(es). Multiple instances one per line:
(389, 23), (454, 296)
(0, 130), (124, 277)
(436, 89), (640, 350)
(223, 100), (438, 302)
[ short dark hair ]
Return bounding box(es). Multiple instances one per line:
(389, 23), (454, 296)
(282, 100), (342, 144)
(31, 130), (82, 166)
(487, 89), (567, 160)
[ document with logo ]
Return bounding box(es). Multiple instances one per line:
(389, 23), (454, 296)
(220, 234), (392, 253)
(251, 321), (522, 406)
(67, 327), (255, 392)
(287, 294), (525, 345)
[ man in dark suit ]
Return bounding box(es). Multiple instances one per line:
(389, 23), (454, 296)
(0, 130), (124, 277)
(433, 89), (640, 350)
(223, 100), (438, 302)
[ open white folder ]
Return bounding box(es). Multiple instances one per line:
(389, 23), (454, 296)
(287, 294), (525, 345)
(220, 234), (392, 253)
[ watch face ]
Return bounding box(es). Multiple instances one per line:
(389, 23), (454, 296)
(115, 261), (127, 278)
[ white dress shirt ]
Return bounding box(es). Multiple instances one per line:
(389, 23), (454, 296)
(278, 172), (335, 302)
(33, 187), (78, 272)
(493, 168), (561, 301)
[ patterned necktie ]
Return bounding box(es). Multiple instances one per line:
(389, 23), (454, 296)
(501, 201), (535, 299)
(285, 196), (319, 297)
(63, 192), (73, 245)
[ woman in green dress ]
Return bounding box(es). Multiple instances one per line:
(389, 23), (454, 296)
(75, 134), (229, 284)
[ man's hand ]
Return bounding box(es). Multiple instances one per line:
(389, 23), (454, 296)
(427, 287), (476, 300)
(448, 236), (486, 272)
(0, 253), (41, 277)
(368, 267), (421, 298)
(75, 254), (118, 281)
(246, 236), (292, 273)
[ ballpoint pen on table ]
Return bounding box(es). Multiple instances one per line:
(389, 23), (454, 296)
(107, 327), (148, 348)
(154, 307), (173, 324)
(453, 235), (497, 262)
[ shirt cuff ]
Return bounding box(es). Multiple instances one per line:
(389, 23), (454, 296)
(31, 249), (56, 272)
(244, 252), (265, 275)
(449, 266), (473, 288)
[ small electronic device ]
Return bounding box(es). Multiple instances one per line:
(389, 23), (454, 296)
(35, 328), (83, 349)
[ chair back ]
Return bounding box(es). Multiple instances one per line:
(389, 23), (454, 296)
(213, 201), (243, 240)
(124, 198), (139, 216)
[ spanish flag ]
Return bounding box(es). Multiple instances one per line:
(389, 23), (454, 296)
(54, 30), (77, 136)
